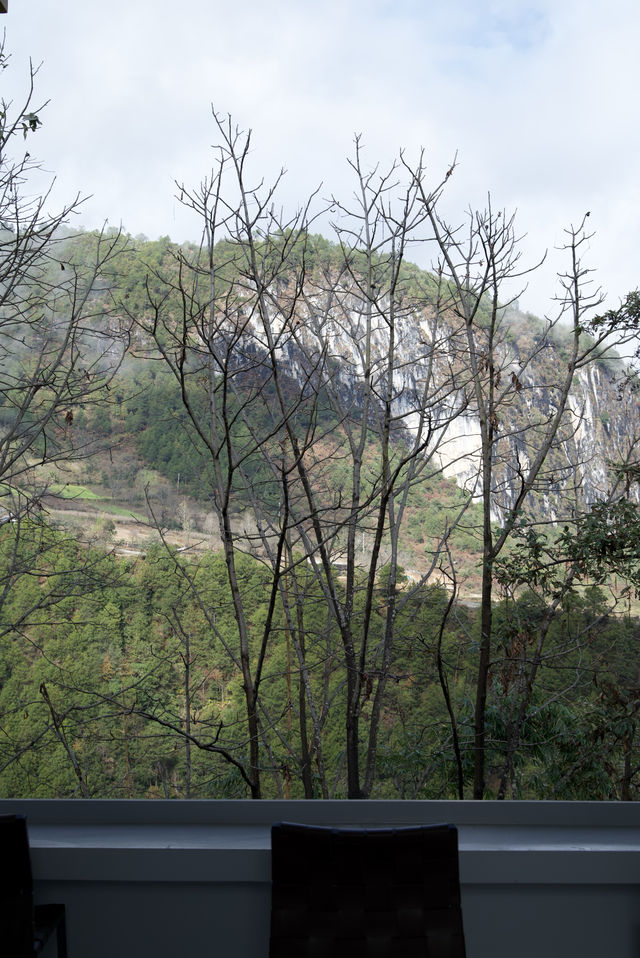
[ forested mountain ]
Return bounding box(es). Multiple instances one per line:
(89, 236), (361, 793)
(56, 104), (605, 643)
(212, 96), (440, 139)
(1, 222), (639, 801)
(3, 90), (640, 800)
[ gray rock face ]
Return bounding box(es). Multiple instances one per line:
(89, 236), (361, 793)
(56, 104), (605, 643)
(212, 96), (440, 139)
(228, 279), (637, 526)
(273, 292), (638, 523)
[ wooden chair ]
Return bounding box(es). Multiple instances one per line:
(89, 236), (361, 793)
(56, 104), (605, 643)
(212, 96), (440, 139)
(270, 822), (466, 958)
(0, 814), (68, 957)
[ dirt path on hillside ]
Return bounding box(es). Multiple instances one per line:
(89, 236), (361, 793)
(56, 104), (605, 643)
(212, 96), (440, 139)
(42, 496), (485, 597)
(42, 497), (220, 556)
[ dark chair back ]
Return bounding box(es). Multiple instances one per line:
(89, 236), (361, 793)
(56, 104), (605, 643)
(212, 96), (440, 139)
(0, 814), (35, 957)
(0, 814), (68, 957)
(270, 822), (466, 958)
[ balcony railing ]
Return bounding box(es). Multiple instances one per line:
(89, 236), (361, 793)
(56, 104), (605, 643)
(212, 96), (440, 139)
(1, 798), (639, 958)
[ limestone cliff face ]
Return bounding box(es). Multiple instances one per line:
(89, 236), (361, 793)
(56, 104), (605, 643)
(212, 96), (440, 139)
(432, 338), (634, 522)
(426, 349), (634, 515)
(274, 289), (638, 524)
(417, 334), (635, 522)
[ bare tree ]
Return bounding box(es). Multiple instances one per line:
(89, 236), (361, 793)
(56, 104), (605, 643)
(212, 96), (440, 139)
(134, 117), (481, 798)
(0, 43), (130, 518)
(408, 173), (640, 797)
(281, 142), (475, 797)
(0, 42), (131, 783)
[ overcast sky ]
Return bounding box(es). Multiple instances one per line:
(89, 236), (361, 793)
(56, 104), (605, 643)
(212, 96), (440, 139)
(4, 0), (639, 318)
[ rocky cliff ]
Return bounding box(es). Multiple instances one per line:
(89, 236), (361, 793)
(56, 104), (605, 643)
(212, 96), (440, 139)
(272, 286), (638, 525)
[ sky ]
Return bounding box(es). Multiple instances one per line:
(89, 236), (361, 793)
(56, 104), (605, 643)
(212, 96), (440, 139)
(3, 0), (640, 319)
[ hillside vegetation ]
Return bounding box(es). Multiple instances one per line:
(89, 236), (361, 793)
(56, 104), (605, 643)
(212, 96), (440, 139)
(1, 224), (639, 801)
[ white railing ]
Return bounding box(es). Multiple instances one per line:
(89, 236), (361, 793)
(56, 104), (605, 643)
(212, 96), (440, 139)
(1, 799), (639, 958)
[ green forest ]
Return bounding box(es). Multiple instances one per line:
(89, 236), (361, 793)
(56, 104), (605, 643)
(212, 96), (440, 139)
(1, 516), (638, 800)
(3, 50), (640, 800)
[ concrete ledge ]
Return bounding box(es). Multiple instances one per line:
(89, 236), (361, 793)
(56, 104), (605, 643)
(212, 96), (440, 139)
(6, 797), (640, 826)
(2, 799), (640, 885)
